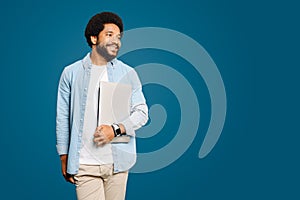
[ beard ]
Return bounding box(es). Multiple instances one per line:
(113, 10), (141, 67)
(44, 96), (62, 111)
(95, 42), (119, 62)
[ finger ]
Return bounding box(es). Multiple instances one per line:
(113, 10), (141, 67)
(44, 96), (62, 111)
(68, 176), (75, 184)
(94, 135), (106, 144)
(95, 139), (105, 146)
(95, 137), (107, 146)
(94, 131), (100, 137)
(95, 126), (102, 131)
(97, 141), (104, 146)
(94, 134), (103, 142)
(96, 137), (106, 144)
(64, 173), (75, 184)
(95, 129), (100, 134)
(97, 140), (109, 146)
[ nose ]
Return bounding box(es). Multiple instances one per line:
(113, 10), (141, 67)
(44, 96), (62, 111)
(111, 36), (121, 46)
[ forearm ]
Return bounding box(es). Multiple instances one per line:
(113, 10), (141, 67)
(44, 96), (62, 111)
(120, 103), (148, 136)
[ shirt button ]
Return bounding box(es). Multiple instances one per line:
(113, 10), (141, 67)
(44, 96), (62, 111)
(80, 119), (83, 121)
(84, 88), (87, 91)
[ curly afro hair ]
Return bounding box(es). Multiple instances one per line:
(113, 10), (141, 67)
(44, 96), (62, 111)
(85, 12), (123, 47)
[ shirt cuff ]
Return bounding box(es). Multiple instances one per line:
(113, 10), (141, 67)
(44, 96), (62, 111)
(120, 118), (135, 137)
(56, 144), (69, 155)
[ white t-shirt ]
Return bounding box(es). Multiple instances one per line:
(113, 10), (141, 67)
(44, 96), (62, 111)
(79, 64), (113, 165)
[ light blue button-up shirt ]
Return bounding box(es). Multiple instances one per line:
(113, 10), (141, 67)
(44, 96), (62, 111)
(56, 53), (148, 174)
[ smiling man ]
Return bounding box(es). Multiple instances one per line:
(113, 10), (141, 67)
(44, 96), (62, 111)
(56, 12), (148, 200)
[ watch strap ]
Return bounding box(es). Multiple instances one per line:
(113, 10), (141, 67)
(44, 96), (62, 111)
(112, 123), (122, 137)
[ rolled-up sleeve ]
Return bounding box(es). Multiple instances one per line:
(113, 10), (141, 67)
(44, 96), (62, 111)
(56, 68), (71, 155)
(120, 69), (148, 136)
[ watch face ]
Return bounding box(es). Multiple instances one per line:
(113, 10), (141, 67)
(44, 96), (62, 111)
(113, 124), (119, 130)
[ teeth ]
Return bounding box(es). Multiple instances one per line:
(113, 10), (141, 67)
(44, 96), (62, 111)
(109, 46), (118, 51)
(109, 44), (118, 49)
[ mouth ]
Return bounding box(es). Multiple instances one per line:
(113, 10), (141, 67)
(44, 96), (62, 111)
(107, 44), (119, 52)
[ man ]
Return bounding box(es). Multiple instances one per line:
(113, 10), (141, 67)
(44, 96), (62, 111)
(56, 12), (148, 200)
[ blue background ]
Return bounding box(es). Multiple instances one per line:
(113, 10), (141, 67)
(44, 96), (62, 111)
(0, 0), (299, 199)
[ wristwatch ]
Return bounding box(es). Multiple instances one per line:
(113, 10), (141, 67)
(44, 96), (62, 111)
(111, 123), (122, 137)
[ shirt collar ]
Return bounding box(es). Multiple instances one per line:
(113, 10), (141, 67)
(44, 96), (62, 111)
(82, 52), (118, 69)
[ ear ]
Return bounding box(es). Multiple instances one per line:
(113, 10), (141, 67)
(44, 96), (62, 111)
(90, 36), (98, 45)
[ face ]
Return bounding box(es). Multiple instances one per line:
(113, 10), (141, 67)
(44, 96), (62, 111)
(93, 23), (122, 61)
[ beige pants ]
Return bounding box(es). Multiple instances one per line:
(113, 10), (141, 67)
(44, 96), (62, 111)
(74, 164), (128, 200)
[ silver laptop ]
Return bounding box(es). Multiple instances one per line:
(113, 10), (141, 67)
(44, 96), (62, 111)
(98, 81), (132, 143)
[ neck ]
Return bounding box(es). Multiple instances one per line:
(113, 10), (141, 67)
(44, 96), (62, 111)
(90, 50), (108, 66)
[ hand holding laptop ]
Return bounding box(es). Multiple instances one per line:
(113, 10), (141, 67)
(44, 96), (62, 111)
(95, 81), (132, 144)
